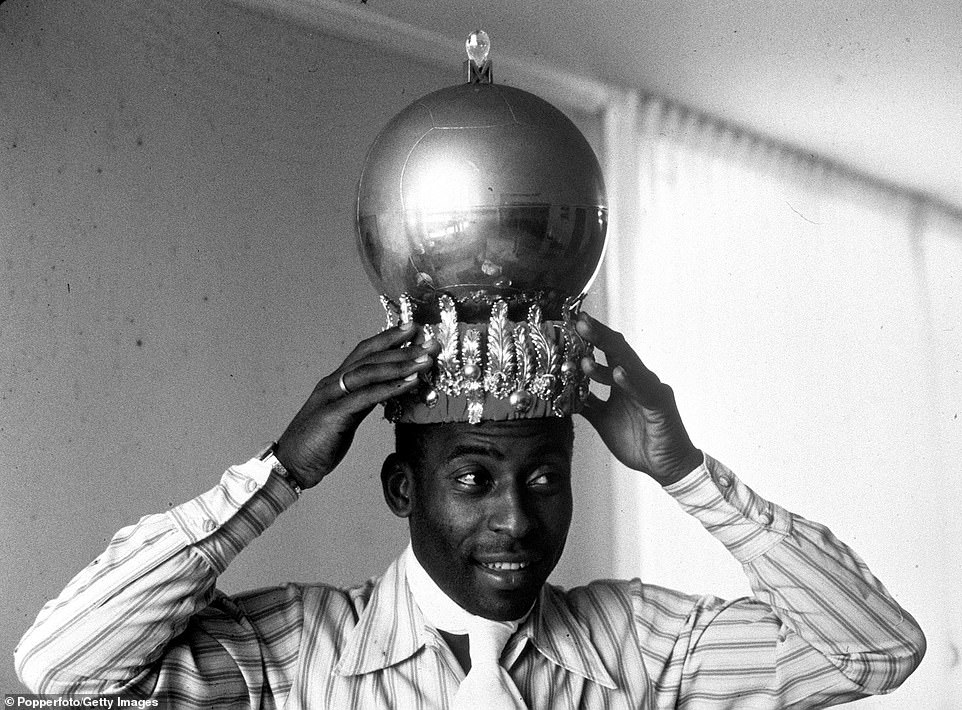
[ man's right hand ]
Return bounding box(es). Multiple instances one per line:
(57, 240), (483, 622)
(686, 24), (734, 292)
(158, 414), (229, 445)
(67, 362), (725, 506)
(274, 323), (438, 489)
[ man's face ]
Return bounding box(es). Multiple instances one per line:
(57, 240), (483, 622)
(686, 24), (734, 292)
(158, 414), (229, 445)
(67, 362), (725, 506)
(389, 418), (573, 621)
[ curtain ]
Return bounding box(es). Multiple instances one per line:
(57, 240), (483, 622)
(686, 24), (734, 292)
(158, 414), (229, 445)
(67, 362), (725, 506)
(601, 93), (961, 708)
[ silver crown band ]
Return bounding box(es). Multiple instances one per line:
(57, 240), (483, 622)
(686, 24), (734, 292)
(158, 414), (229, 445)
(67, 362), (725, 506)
(381, 293), (592, 424)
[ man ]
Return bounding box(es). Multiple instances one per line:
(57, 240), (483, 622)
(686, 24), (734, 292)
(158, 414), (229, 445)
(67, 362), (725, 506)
(15, 313), (925, 708)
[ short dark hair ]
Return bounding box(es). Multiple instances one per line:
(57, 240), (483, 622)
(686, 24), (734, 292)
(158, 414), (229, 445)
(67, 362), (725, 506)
(394, 422), (450, 467)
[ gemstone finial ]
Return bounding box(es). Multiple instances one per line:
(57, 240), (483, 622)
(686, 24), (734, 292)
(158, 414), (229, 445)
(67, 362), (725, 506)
(465, 30), (490, 65)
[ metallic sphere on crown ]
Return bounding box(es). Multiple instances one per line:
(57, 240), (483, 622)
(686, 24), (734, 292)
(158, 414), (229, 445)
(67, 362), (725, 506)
(355, 30), (608, 323)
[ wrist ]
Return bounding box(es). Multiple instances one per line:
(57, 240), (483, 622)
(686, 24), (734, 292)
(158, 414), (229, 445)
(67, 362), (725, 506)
(258, 442), (305, 495)
(658, 447), (704, 486)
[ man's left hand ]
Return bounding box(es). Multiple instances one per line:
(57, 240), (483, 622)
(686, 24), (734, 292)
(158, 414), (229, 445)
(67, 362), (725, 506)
(575, 313), (703, 486)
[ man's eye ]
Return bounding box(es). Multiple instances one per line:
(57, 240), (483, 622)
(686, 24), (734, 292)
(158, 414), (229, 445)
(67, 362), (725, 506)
(529, 470), (557, 487)
(454, 470), (486, 488)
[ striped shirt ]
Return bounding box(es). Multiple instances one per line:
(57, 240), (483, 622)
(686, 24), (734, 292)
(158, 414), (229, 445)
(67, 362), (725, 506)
(15, 454), (925, 709)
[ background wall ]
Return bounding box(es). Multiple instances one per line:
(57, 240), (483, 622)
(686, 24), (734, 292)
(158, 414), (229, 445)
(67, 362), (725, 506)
(0, 0), (614, 692)
(601, 100), (961, 706)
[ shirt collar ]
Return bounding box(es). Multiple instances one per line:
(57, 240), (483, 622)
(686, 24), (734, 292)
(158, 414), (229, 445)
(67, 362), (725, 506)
(512, 584), (617, 689)
(335, 553), (617, 690)
(333, 554), (430, 676)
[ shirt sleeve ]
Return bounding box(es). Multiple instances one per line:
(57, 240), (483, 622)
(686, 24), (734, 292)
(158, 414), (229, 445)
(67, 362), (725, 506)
(635, 453), (926, 709)
(14, 457), (303, 708)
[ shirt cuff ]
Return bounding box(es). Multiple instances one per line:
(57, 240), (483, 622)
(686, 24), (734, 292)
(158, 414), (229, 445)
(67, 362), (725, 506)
(663, 453), (792, 563)
(167, 456), (300, 574)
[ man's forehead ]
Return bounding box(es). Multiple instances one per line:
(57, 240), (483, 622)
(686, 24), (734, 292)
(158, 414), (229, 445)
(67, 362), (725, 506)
(436, 417), (571, 438)
(419, 418), (574, 455)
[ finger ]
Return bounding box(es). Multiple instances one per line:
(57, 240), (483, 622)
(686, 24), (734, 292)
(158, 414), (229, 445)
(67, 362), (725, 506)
(577, 312), (662, 384)
(342, 322), (419, 368)
(333, 351), (434, 400)
(339, 370), (423, 413)
(582, 355), (658, 393)
(583, 351), (665, 408)
(327, 336), (437, 401)
(613, 365), (674, 408)
(581, 355), (615, 387)
(348, 338), (439, 369)
(612, 365), (634, 391)
(575, 313), (639, 363)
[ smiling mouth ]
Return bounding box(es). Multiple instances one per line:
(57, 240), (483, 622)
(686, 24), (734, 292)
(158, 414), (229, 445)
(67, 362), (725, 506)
(480, 561), (531, 571)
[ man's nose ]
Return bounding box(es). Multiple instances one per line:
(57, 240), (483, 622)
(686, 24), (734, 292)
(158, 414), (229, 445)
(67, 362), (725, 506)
(487, 485), (535, 538)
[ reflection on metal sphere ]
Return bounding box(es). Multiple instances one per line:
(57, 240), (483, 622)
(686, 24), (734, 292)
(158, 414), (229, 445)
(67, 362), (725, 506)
(509, 388), (534, 412)
(356, 82), (607, 320)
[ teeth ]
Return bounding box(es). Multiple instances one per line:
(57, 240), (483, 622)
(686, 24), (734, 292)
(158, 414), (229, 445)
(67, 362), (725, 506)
(483, 561), (530, 571)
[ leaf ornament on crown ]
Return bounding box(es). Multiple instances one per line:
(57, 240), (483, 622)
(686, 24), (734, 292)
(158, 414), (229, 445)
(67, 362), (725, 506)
(526, 305), (560, 402)
(509, 320), (537, 413)
(483, 300), (515, 398)
(553, 319), (587, 416)
(436, 295), (462, 396)
(462, 327), (484, 423)
(380, 294), (399, 330)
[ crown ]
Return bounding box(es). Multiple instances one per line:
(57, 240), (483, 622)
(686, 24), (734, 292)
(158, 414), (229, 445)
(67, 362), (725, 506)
(381, 294), (592, 424)
(355, 32), (607, 424)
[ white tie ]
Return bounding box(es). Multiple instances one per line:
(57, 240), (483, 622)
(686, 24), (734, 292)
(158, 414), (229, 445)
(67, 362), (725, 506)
(451, 618), (526, 710)
(404, 546), (528, 710)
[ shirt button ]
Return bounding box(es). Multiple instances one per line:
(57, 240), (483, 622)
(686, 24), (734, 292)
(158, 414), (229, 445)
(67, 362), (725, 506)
(716, 474), (732, 488)
(759, 511), (774, 526)
(203, 519), (217, 533)
(245, 478), (258, 493)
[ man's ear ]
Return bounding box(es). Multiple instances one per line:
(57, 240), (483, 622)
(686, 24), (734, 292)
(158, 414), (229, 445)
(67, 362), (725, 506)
(381, 453), (414, 518)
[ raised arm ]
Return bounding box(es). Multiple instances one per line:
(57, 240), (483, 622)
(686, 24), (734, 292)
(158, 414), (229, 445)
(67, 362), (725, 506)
(15, 324), (438, 704)
(575, 313), (926, 707)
